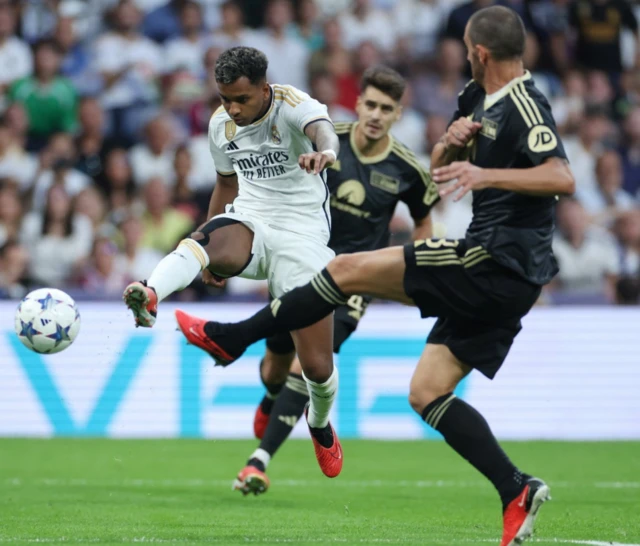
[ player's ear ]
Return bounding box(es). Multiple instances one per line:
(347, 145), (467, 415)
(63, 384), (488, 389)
(394, 104), (403, 122)
(355, 95), (363, 114)
(477, 45), (490, 66)
(262, 80), (270, 98)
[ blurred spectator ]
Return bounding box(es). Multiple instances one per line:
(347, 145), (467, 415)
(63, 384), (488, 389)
(248, 0), (310, 92)
(95, 0), (163, 145)
(3, 102), (29, 149)
(74, 97), (118, 180)
(613, 209), (640, 275)
(340, 0), (396, 52)
(562, 105), (613, 192)
(291, 0), (324, 51)
(0, 179), (23, 243)
(444, 0), (500, 43)
(164, 1), (206, 77)
(552, 197), (620, 301)
(523, 0), (571, 75)
(20, 184), (93, 287)
(54, 15), (100, 96)
(309, 71), (356, 122)
(620, 106), (640, 197)
(413, 38), (466, 118)
(116, 214), (163, 281)
(0, 2), (33, 111)
(139, 176), (193, 253)
(0, 239), (29, 299)
(394, 0), (448, 58)
(567, 0), (639, 75)
(614, 275), (640, 304)
(31, 132), (90, 212)
(585, 70), (615, 111)
(129, 115), (176, 186)
(8, 39), (77, 151)
(390, 82), (426, 154)
(142, 0), (187, 44)
(551, 70), (587, 133)
(77, 236), (130, 296)
(74, 185), (109, 235)
(96, 148), (137, 222)
(0, 117), (38, 191)
(210, 0), (257, 50)
(578, 150), (636, 225)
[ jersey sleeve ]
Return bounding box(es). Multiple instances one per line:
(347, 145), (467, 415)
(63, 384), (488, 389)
(447, 79), (480, 127)
(398, 154), (440, 220)
(509, 91), (567, 166)
(208, 117), (235, 176)
(278, 85), (332, 134)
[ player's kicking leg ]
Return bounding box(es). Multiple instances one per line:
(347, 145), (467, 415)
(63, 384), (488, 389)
(409, 345), (550, 546)
(123, 218), (253, 327)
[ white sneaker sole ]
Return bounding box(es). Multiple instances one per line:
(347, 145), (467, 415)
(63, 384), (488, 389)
(508, 484), (552, 545)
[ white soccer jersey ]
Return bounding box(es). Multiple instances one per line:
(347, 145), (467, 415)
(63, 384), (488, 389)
(208, 84), (333, 237)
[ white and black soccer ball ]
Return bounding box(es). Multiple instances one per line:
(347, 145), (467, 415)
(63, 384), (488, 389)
(14, 288), (81, 354)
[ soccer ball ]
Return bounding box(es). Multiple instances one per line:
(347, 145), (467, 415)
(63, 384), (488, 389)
(14, 288), (81, 354)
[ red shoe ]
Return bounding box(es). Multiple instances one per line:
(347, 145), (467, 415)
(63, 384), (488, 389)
(306, 408), (343, 478)
(233, 465), (270, 496)
(500, 478), (551, 546)
(123, 281), (158, 328)
(253, 402), (270, 439)
(174, 309), (240, 366)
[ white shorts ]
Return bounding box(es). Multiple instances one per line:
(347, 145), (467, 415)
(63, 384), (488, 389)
(214, 211), (335, 298)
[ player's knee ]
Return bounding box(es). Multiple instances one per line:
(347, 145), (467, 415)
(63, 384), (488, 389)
(299, 356), (333, 383)
(326, 254), (361, 294)
(408, 387), (442, 416)
(261, 349), (294, 384)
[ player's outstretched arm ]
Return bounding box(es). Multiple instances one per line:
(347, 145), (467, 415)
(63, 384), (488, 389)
(434, 158), (575, 201)
(299, 120), (340, 174)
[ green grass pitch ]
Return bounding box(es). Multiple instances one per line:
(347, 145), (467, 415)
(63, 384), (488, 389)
(1, 439), (639, 545)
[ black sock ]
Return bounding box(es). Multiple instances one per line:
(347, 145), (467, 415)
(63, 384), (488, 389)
(228, 269), (347, 348)
(422, 393), (529, 509)
(259, 359), (286, 414)
(258, 373), (309, 457)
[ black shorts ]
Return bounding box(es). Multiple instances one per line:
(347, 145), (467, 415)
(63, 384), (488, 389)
(403, 239), (541, 379)
(266, 295), (372, 355)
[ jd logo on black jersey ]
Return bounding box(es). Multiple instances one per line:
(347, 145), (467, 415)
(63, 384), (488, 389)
(528, 125), (557, 153)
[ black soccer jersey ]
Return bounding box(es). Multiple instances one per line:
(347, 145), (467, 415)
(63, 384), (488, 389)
(449, 72), (567, 285)
(327, 122), (439, 255)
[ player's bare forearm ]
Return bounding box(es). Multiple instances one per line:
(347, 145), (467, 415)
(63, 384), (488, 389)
(300, 120), (339, 174)
(412, 216), (432, 241)
(486, 158), (575, 196)
(207, 173), (238, 219)
(435, 158), (575, 201)
(430, 141), (463, 173)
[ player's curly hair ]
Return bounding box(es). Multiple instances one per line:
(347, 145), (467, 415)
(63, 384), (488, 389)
(215, 47), (268, 85)
(468, 6), (525, 61)
(360, 65), (406, 102)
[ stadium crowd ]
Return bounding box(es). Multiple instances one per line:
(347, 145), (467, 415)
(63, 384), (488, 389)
(0, 0), (639, 305)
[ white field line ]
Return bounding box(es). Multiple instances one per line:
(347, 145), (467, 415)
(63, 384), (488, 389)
(2, 478), (640, 489)
(0, 538), (638, 545)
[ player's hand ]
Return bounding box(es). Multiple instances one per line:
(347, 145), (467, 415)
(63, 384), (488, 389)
(444, 119), (482, 149)
(298, 151), (335, 174)
(202, 269), (227, 288)
(433, 161), (490, 201)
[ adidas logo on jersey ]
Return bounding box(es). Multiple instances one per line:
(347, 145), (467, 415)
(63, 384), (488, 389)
(227, 141), (239, 151)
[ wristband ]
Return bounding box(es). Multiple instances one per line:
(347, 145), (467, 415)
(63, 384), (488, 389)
(321, 149), (337, 163)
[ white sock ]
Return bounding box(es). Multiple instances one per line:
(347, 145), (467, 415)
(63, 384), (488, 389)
(249, 448), (271, 469)
(147, 239), (210, 302)
(303, 365), (338, 429)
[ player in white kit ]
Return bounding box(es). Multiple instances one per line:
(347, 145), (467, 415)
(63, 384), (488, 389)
(123, 47), (343, 484)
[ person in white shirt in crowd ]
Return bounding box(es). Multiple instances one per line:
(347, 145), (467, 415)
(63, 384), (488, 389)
(0, 2), (33, 111)
(20, 184), (93, 287)
(394, 0), (448, 58)
(164, 1), (207, 78)
(31, 133), (90, 212)
(613, 210), (640, 277)
(129, 115), (177, 186)
(577, 150), (636, 226)
(78, 236), (131, 297)
(116, 214), (164, 283)
(390, 82), (425, 155)
(94, 0), (163, 144)
(562, 105), (616, 193)
(550, 70), (587, 134)
(552, 197), (620, 302)
(210, 0), (257, 50)
(246, 0), (310, 92)
(73, 185), (110, 235)
(340, 0), (395, 52)
(0, 118), (38, 192)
